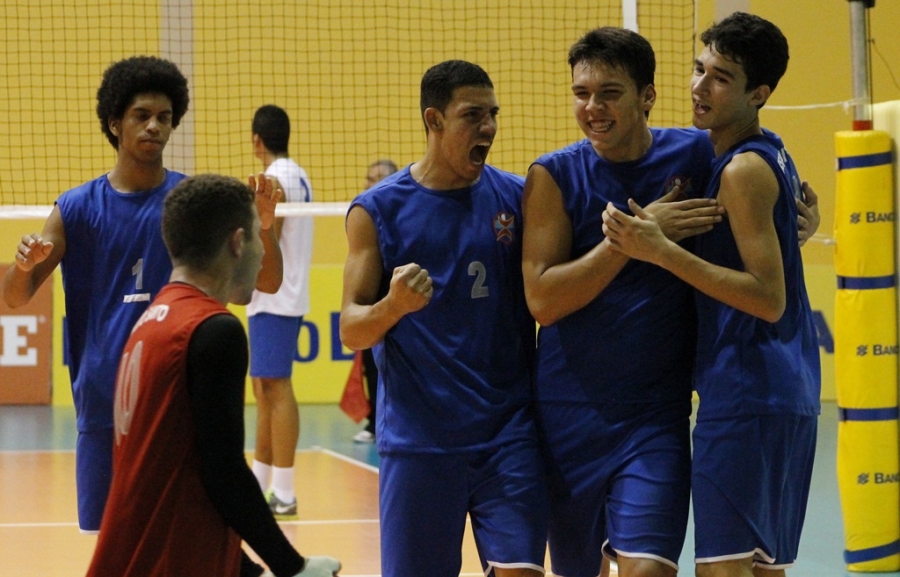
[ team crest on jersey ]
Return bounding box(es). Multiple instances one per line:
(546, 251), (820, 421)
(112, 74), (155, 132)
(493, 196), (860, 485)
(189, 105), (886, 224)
(664, 176), (694, 197)
(493, 212), (516, 245)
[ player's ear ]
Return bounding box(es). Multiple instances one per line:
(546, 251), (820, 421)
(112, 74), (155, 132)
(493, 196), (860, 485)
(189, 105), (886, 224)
(424, 108), (443, 132)
(228, 228), (245, 257)
(108, 118), (119, 136)
(749, 84), (771, 108)
(641, 84), (656, 113)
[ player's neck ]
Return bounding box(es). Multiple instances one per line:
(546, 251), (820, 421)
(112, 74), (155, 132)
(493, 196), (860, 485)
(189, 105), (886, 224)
(107, 158), (167, 193)
(169, 266), (229, 304)
(593, 126), (653, 164)
(709, 116), (761, 157)
(260, 150), (287, 171)
(411, 154), (480, 191)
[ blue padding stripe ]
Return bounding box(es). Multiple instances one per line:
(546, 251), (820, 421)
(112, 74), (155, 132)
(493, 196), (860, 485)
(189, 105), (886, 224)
(838, 407), (900, 422)
(837, 275), (896, 289)
(845, 540), (900, 564)
(838, 151), (892, 170)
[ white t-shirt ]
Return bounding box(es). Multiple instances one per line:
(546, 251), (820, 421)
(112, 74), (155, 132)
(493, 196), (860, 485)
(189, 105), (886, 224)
(247, 157), (314, 317)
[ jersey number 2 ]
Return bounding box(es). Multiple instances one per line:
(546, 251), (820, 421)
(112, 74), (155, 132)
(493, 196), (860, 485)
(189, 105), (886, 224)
(468, 261), (489, 299)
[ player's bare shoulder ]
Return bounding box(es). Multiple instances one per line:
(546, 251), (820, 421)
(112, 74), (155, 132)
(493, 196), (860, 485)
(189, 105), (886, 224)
(718, 151), (779, 209)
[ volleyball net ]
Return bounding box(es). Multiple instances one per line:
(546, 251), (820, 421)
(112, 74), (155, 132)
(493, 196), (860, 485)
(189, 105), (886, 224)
(0, 0), (695, 216)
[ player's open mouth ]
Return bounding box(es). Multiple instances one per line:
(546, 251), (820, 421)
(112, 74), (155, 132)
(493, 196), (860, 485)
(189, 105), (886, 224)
(693, 101), (711, 115)
(470, 143), (491, 165)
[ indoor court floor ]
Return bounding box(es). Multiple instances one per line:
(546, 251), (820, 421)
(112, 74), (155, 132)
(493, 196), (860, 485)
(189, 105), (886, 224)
(0, 401), (891, 577)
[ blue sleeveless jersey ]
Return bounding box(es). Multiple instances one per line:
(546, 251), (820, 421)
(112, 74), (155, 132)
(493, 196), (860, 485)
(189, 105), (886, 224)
(693, 130), (820, 419)
(351, 165), (535, 453)
(533, 128), (714, 404)
(57, 171), (187, 431)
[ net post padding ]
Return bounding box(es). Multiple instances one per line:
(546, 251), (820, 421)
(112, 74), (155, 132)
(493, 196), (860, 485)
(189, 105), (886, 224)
(834, 129), (900, 572)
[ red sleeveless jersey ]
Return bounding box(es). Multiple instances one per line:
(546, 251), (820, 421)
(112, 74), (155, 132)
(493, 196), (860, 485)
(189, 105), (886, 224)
(86, 283), (242, 577)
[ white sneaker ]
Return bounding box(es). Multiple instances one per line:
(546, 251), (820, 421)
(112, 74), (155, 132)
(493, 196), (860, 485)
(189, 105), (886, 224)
(265, 490), (298, 520)
(294, 555), (341, 576)
(352, 430), (375, 444)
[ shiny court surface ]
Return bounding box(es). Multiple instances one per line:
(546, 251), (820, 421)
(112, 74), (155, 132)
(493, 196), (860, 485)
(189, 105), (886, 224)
(0, 405), (488, 577)
(0, 402), (890, 577)
(0, 450), (388, 576)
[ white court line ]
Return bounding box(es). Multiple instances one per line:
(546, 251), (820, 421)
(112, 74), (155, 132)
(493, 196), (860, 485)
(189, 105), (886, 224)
(0, 518), (379, 529)
(0, 522), (80, 528)
(314, 446), (380, 474)
(0, 449), (75, 454)
(0, 448), (375, 463)
(277, 519), (379, 526)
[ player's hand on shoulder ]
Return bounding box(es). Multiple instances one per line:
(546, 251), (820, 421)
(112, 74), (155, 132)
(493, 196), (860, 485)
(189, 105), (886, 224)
(292, 556), (341, 576)
(14, 234), (54, 272)
(388, 262), (434, 314)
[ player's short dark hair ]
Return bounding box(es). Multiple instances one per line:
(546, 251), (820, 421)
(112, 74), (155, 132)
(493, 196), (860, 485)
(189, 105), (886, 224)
(252, 104), (291, 155)
(163, 174), (255, 269)
(568, 27), (656, 92)
(96, 56), (190, 149)
(370, 159), (398, 174)
(420, 60), (493, 132)
(700, 12), (789, 99)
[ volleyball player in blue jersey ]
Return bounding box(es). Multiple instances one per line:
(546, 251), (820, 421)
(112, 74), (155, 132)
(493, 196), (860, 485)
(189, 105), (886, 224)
(603, 13), (820, 577)
(525, 28), (819, 577)
(522, 28), (728, 577)
(1, 56), (283, 535)
(340, 60), (546, 577)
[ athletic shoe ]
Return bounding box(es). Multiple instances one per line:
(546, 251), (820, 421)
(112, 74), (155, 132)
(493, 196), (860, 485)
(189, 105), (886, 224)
(352, 430), (375, 444)
(267, 490), (298, 520)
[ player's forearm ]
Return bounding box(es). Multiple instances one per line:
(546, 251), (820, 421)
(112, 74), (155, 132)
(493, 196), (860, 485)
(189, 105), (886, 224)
(339, 300), (406, 350)
(255, 227), (283, 293)
(657, 242), (786, 323)
(203, 464), (304, 577)
(526, 240), (629, 326)
(1, 266), (38, 308)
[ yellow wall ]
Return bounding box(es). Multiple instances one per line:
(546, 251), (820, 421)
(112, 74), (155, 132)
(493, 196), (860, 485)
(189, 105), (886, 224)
(0, 3), (162, 205)
(4, 1), (900, 404)
(0, 2), (693, 204)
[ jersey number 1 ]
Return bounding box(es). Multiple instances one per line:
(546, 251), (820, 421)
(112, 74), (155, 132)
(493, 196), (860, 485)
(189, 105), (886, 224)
(132, 258), (144, 290)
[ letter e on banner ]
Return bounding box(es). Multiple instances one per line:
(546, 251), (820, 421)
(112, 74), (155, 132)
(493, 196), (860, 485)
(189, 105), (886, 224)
(0, 264), (52, 403)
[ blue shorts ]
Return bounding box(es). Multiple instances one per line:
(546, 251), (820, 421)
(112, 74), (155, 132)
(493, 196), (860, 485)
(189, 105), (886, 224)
(379, 438), (548, 577)
(692, 414), (817, 569)
(248, 313), (302, 378)
(75, 428), (113, 533)
(538, 400), (692, 576)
